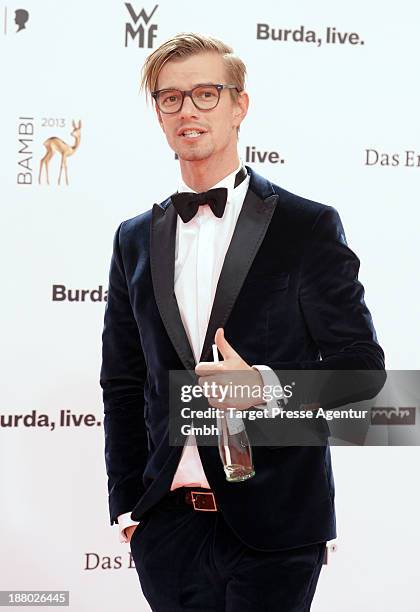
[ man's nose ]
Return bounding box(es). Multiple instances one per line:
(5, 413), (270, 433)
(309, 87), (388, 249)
(179, 93), (199, 117)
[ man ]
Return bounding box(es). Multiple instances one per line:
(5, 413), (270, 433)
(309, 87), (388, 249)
(100, 33), (384, 611)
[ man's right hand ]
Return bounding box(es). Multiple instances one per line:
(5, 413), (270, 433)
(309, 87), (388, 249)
(124, 524), (139, 543)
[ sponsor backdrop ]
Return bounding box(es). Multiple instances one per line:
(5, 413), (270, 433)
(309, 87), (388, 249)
(1, 0), (419, 610)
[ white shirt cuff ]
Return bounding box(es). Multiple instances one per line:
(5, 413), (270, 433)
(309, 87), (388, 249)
(251, 365), (288, 417)
(117, 512), (140, 543)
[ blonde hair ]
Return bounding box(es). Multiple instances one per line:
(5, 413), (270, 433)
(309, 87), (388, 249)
(140, 32), (247, 101)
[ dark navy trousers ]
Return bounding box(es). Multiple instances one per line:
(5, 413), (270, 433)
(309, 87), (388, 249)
(130, 489), (326, 611)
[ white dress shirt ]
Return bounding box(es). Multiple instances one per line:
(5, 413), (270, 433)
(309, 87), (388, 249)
(117, 161), (282, 542)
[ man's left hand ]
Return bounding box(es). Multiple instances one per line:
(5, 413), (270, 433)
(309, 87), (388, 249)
(195, 327), (265, 410)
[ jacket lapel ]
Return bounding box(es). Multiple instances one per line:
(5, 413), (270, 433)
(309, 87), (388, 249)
(199, 173), (278, 362)
(150, 199), (196, 371)
(150, 168), (279, 370)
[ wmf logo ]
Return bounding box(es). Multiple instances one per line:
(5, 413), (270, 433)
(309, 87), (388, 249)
(16, 117), (82, 186)
(1, 6), (30, 34)
(124, 3), (158, 48)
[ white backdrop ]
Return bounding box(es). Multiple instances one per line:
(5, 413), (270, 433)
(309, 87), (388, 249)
(1, 1), (419, 610)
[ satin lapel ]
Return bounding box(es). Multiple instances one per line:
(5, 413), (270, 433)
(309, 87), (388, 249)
(199, 188), (279, 363)
(150, 200), (196, 371)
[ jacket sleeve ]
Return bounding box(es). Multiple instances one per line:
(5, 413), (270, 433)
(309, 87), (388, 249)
(266, 207), (386, 408)
(100, 221), (149, 526)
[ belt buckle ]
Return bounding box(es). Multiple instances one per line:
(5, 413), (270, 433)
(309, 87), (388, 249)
(190, 490), (217, 512)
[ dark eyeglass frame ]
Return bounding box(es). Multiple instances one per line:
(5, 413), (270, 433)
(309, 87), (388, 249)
(151, 83), (240, 114)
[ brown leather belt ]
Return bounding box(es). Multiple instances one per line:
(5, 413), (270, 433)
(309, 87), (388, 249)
(184, 489), (218, 512)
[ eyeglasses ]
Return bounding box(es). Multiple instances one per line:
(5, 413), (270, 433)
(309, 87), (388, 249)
(151, 83), (240, 114)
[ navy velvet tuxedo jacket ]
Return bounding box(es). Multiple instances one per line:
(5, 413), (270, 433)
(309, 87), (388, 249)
(100, 166), (385, 551)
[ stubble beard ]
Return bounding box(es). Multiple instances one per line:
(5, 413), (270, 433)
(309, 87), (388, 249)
(173, 138), (214, 163)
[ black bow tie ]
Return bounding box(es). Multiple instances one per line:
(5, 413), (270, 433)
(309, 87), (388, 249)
(171, 166), (247, 223)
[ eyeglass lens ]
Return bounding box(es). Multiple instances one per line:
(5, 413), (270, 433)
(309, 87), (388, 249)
(156, 85), (220, 112)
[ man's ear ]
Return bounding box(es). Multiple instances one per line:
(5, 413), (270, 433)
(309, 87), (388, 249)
(233, 90), (249, 130)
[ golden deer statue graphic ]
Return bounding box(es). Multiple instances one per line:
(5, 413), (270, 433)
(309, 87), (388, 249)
(38, 120), (82, 186)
